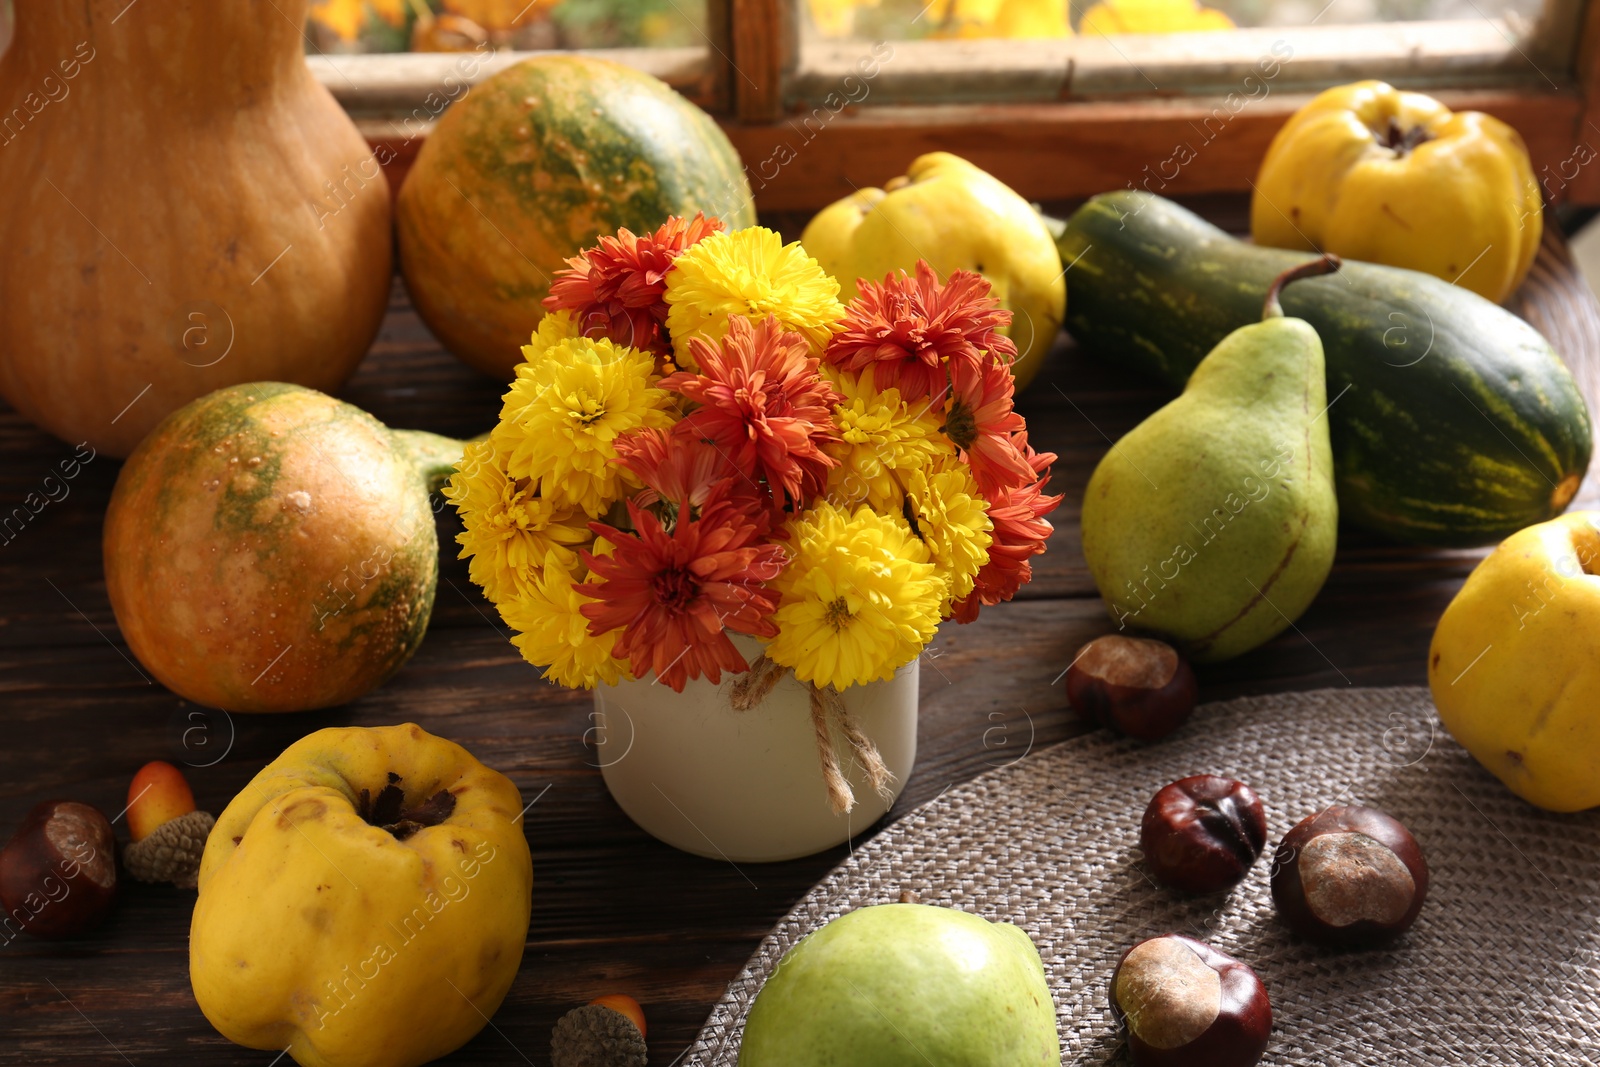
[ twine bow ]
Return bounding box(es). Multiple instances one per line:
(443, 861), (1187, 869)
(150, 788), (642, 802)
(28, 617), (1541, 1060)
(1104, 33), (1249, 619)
(729, 654), (895, 815)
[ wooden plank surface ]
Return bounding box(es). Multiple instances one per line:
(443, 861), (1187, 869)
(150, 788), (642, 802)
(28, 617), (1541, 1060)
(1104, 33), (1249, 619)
(0, 209), (1596, 1065)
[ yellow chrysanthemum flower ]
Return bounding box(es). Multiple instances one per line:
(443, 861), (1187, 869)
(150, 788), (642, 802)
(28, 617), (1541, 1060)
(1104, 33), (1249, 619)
(903, 459), (993, 613)
(663, 227), (844, 367)
(823, 368), (948, 511)
(494, 335), (676, 517)
(499, 562), (629, 689)
(768, 502), (943, 691)
(520, 310), (580, 369)
(445, 438), (594, 606)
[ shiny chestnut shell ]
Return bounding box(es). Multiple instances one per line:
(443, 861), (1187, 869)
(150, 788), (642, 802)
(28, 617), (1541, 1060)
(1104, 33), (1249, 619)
(1271, 804), (1428, 946)
(1141, 776), (1267, 894)
(1066, 634), (1197, 741)
(0, 800), (118, 940)
(1111, 933), (1271, 1067)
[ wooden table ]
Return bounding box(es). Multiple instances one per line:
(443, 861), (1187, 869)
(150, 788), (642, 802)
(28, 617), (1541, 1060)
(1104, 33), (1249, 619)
(3, 207), (1597, 1065)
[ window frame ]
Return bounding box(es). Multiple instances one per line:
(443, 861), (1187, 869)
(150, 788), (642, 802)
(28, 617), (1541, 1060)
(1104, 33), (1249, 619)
(318, 0), (1600, 207)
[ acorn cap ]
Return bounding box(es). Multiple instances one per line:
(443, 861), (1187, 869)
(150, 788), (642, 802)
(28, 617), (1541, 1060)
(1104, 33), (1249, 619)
(551, 1003), (647, 1067)
(122, 809), (215, 889)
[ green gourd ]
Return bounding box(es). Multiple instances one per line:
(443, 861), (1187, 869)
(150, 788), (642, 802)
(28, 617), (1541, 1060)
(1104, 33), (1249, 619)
(1054, 191), (1591, 547)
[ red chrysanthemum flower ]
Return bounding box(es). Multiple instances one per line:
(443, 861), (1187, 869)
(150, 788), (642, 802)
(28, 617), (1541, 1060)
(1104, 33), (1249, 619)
(943, 352), (1034, 496)
(660, 316), (843, 510)
(1012, 428), (1057, 479)
(543, 213), (724, 356)
(951, 464), (1062, 624)
(581, 499), (787, 692)
(613, 425), (770, 524)
(825, 261), (1017, 400)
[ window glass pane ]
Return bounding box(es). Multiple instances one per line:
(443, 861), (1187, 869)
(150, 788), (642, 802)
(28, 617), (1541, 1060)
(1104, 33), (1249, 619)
(802, 0), (1542, 37)
(793, 0), (1574, 102)
(305, 0), (708, 54)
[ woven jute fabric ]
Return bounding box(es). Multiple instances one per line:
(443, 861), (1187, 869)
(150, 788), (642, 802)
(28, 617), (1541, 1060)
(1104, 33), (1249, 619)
(686, 686), (1600, 1065)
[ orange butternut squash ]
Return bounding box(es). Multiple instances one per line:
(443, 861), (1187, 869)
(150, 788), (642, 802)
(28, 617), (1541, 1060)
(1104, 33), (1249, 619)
(0, 0), (392, 457)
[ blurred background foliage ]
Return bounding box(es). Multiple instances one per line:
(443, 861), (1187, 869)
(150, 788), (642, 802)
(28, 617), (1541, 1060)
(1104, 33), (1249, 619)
(818, 0), (1543, 37)
(306, 0), (708, 53)
(305, 0), (1544, 53)
(0, 0), (1555, 60)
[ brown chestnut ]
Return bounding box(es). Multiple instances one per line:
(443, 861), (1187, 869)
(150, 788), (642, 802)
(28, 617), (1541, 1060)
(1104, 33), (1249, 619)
(1141, 776), (1267, 894)
(1066, 634), (1197, 741)
(1111, 933), (1271, 1067)
(1270, 804), (1427, 946)
(0, 800), (117, 941)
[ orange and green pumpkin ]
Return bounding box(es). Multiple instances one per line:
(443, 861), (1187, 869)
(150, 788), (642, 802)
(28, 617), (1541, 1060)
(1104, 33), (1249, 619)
(397, 54), (756, 380)
(103, 383), (464, 713)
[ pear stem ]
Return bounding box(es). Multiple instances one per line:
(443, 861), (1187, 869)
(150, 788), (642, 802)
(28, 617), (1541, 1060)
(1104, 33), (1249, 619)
(1263, 254), (1342, 320)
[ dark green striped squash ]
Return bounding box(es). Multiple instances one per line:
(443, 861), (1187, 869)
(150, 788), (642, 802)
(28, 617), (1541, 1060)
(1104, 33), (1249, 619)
(103, 383), (463, 712)
(1054, 191), (1592, 546)
(397, 54), (756, 380)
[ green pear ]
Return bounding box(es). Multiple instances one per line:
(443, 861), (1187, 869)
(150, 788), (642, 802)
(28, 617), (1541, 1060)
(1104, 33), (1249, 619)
(1080, 256), (1341, 663)
(738, 903), (1060, 1066)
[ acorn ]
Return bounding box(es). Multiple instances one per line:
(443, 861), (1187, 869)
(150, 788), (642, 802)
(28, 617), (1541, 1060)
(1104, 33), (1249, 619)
(122, 761), (215, 890)
(552, 994), (647, 1067)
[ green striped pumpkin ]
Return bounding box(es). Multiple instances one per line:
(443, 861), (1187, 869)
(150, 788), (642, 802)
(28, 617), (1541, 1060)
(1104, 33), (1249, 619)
(104, 383), (463, 712)
(398, 54), (755, 380)
(1055, 192), (1592, 547)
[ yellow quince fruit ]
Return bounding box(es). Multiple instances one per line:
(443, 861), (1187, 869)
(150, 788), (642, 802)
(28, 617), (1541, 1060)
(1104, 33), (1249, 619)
(1429, 513), (1600, 812)
(1251, 80), (1542, 303)
(800, 152), (1065, 391)
(190, 724), (535, 1067)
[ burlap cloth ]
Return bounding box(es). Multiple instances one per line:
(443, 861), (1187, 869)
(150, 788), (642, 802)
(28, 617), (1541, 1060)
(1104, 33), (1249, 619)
(685, 686), (1600, 1064)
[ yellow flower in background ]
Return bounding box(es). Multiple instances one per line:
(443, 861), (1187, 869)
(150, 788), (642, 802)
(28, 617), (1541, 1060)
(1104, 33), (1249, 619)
(1080, 0), (1234, 34)
(308, 0), (407, 40)
(371, 0), (408, 24)
(902, 459), (993, 612)
(441, 0), (558, 29)
(495, 335), (677, 517)
(308, 0), (368, 40)
(928, 0), (1071, 38)
(663, 228), (845, 367)
(926, 0), (1004, 25)
(500, 563), (629, 689)
(768, 502), (943, 691)
(520, 309), (580, 368)
(445, 438), (594, 606)
(823, 368), (947, 511)
(806, 0), (881, 37)
(993, 0), (1072, 37)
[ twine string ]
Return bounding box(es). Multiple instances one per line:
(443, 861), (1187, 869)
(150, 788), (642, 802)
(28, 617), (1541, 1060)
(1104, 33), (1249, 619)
(727, 653), (786, 712)
(731, 654), (896, 816)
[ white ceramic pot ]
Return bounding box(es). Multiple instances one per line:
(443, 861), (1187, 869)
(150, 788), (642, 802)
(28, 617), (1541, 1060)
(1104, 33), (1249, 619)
(592, 636), (919, 863)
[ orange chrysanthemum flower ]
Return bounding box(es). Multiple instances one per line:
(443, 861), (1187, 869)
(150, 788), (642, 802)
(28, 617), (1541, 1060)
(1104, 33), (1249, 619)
(581, 499), (787, 692)
(944, 352), (1034, 496)
(661, 316), (843, 511)
(952, 432), (1061, 623)
(543, 213), (724, 357)
(825, 262), (1017, 401)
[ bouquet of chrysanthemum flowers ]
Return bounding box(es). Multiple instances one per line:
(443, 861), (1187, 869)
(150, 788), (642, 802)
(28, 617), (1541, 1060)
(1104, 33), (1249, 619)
(446, 214), (1059, 809)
